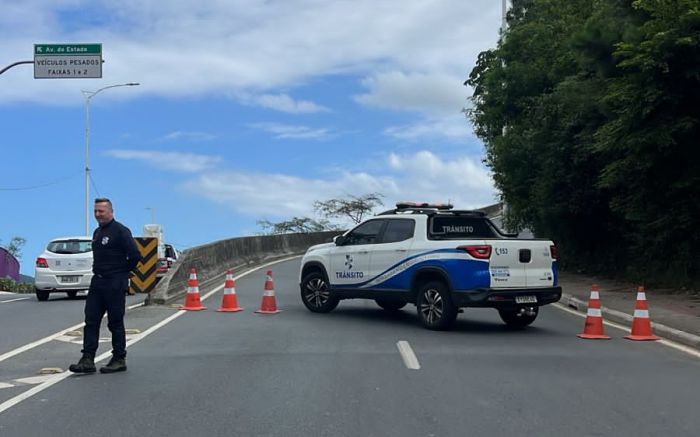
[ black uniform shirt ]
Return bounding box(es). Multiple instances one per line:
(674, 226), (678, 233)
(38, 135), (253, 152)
(92, 219), (142, 278)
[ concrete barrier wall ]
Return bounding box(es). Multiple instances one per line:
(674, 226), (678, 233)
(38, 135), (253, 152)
(146, 231), (342, 305)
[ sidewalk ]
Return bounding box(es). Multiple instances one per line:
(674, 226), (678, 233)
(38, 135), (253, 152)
(557, 272), (700, 349)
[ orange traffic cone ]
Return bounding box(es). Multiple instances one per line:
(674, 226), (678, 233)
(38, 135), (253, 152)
(625, 286), (659, 341)
(181, 268), (206, 311)
(577, 284), (611, 340)
(255, 270), (281, 314)
(217, 269), (243, 312)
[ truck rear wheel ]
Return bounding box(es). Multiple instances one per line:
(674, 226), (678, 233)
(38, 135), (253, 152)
(416, 281), (457, 330)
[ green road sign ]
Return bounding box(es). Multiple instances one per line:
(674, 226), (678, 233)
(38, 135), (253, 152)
(34, 43), (103, 79)
(34, 44), (102, 55)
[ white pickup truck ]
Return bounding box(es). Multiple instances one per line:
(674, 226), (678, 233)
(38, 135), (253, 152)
(299, 203), (561, 330)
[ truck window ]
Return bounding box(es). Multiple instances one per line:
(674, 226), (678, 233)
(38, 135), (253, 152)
(343, 220), (385, 245)
(428, 216), (497, 239)
(380, 219), (415, 243)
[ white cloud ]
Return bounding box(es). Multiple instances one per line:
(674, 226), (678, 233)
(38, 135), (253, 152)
(355, 71), (469, 116)
(104, 149), (221, 172)
(250, 122), (331, 140)
(185, 150), (496, 221)
(0, 0), (501, 106)
(241, 93), (329, 114)
(162, 131), (216, 142)
(384, 113), (474, 142)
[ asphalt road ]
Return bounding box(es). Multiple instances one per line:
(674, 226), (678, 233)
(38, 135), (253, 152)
(1, 258), (699, 436)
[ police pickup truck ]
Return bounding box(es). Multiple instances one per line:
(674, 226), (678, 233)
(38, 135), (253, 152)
(299, 203), (561, 330)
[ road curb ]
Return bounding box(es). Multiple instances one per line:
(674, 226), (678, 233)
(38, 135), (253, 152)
(562, 293), (700, 350)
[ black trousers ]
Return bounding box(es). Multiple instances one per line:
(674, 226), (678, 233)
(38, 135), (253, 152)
(82, 275), (128, 359)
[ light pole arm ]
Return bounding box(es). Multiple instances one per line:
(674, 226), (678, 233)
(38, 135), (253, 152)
(0, 60), (34, 76)
(82, 82), (140, 236)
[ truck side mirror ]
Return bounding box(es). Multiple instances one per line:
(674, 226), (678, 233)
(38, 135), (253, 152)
(334, 235), (346, 246)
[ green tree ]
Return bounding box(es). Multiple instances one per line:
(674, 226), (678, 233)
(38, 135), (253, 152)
(467, 0), (700, 283)
(594, 0), (700, 281)
(0, 236), (26, 261)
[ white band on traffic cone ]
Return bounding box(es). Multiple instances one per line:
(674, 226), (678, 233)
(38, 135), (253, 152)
(587, 308), (602, 317)
(634, 309), (650, 318)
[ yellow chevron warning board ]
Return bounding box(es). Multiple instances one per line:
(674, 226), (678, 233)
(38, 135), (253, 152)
(130, 237), (158, 294)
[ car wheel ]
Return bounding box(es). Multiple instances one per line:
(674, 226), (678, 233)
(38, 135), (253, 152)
(66, 291), (78, 299)
(35, 289), (50, 301)
(416, 281), (457, 330)
(498, 306), (539, 328)
(300, 271), (339, 313)
(375, 299), (407, 311)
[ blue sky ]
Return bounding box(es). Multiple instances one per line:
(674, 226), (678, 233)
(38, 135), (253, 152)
(1, 0), (503, 275)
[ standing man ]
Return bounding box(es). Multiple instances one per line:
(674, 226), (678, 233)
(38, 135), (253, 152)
(70, 198), (142, 374)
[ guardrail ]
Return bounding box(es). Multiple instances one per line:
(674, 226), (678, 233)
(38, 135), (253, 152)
(146, 231), (342, 305)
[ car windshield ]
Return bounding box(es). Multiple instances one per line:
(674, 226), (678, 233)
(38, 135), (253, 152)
(47, 240), (92, 254)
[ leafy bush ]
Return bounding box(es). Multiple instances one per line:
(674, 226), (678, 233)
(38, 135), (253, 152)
(0, 278), (35, 294)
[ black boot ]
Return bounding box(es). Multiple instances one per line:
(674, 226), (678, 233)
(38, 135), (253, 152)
(69, 353), (96, 373)
(100, 357), (127, 373)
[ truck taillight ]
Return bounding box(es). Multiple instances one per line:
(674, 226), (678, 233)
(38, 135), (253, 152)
(457, 245), (492, 259)
(36, 257), (49, 268)
(550, 245), (557, 260)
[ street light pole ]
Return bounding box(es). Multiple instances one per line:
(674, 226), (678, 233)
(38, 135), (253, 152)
(82, 82), (139, 236)
(146, 207), (156, 224)
(502, 0), (507, 32)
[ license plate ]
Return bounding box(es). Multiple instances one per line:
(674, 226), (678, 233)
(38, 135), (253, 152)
(515, 295), (537, 304)
(60, 276), (80, 284)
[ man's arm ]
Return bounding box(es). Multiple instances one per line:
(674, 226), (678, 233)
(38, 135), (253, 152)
(122, 226), (143, 271)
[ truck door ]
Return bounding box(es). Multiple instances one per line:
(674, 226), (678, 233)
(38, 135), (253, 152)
(329, 219), (385, 289)
(362, 218), (415, 290)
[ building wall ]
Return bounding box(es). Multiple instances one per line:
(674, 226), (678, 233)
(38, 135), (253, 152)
(0, 247), (20, 282)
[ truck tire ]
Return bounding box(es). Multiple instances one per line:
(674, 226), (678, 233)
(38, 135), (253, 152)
(300, 271), (339, 313)
(416, 281), (457, 330)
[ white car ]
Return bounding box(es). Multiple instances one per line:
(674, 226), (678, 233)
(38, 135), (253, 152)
(34, 236), (93, 301)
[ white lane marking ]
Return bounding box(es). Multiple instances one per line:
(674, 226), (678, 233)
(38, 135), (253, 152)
(0, 321), (87, 364)
(397, 340), (421, 370)
(553, 303), (700, 360)
(13, 375), (59, 385)
(0, 256), (299, 415)
(0, 300), (145, 364)
(0, 382), (15, 389)
(0, 297), (30, 303)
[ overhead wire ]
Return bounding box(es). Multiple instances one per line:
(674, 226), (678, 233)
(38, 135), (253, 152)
(89, 172), (101, 198)
(0, 171), (82, 191)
